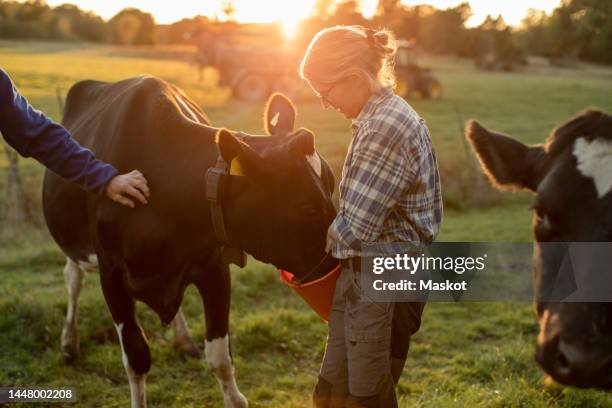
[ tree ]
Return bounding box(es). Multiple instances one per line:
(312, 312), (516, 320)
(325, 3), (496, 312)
(373, 3), (423, 42)
(313, 0), (334, 20)
(376, 0), (401, 18)
(2, 0), (53, 39)
(52, 4), (106, 42)
(220, 1), (236, 22)
(519, 0), (612, 64)
(517, 9), (549, 56)
(162, 15), (210, 44)
(328, 1), (368, 26)
(419, 3), (472, 55)
(468, 15), (524, 70)
(569, 0), (612, 63)
(374, 0), (412, 40)
(1, 141), (32, 227)
(0, 1), (108, 42)
(107, 8), (155, 45)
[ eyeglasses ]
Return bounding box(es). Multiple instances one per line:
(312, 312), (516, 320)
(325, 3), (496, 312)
(315, 81), (341, 106)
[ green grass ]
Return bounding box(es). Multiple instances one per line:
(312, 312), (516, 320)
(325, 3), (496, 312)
(1, 40), (612, 407)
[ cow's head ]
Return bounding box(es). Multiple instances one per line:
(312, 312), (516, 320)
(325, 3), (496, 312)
(215, 93), (338, 280)
(466, 109), (612, 389)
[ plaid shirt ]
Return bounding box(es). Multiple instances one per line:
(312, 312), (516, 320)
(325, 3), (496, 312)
(328, 87), (443, 259)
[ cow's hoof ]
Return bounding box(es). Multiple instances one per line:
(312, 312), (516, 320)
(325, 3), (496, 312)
(61, 328), (80, 363)
(175, 341), (201, 359)
(224, 392), (248, 408)
(61, 342), (80, 363)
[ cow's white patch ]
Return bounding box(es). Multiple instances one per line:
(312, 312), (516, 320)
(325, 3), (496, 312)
(63, 258), (84, 324)
(115, 323), (147, 408)
(205, 335), (248, 407)
(270, 112), (280, 127)
(573, 138), (612, 198)
(306, 152), (322, 178)
(61, 258), (85, 360)
(176, 95), (199, 124)
(77, 254), (98, 272)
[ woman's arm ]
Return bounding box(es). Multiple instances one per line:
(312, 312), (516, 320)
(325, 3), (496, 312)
(328, 130), (416, 249)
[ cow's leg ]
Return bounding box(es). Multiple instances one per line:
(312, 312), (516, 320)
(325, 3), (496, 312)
(195, 262), (248, 408)
(171, 308), (201, 358)
(100, 268), (150, 408)
(61, 257), (85, 362)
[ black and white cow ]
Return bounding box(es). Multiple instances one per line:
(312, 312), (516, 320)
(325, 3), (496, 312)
(42, 76), (338, 407)
(466, 109), (612, 389)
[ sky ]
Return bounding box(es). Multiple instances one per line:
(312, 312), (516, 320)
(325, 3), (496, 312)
(40, 0), (562, 28)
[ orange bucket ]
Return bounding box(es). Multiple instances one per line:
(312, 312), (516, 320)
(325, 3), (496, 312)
(279, 263), (342, 322)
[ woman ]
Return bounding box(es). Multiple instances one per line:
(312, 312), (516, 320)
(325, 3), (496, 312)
(1, 68), (149, 207)
(299, 26), (442, 407)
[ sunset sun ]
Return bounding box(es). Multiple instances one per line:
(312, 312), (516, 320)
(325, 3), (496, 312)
(227, 0), (314, 39)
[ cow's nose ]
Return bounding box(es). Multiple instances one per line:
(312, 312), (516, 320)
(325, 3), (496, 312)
(555, 340), (612, 384)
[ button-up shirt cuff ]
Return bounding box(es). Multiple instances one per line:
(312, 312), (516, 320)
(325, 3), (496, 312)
(328, 213), (361, 252)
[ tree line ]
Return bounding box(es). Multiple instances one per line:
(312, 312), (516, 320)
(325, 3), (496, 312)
(0, 0), (154, 45)
(294, 0), (610, 66)
(0, 0), (610, 64)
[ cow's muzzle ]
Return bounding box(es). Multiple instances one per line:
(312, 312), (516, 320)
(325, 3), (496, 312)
(536, 311), (612, 389)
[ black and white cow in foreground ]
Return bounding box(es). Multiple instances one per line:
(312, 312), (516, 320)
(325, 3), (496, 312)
(42, 76), (338, 407)
(466, 109), (612, 389)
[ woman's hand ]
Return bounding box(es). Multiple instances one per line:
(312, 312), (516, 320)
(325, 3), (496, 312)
(325, 229), (337, 253)
(325, 236), (333, 253)
(105, 170), (150, 208)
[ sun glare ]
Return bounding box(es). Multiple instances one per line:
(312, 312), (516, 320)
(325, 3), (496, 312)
(280, 18), (300, 39)
(225, 0), (316, 39)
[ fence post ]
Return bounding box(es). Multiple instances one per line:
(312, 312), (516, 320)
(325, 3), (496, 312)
(2, 139), (32, 228)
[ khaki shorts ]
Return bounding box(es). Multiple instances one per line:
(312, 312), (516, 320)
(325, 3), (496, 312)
(319, 266), (395, 397)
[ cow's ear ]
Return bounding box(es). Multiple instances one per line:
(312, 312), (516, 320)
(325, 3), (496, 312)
(467, 120), (546, 191)
(288, 128), (315, 156)
(264, 93), (296, 136)
(216, 128), (243, 164)
(216, 129), (264, 178)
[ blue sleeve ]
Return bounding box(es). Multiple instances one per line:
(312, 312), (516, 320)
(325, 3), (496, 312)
(0, 68), (118, 195)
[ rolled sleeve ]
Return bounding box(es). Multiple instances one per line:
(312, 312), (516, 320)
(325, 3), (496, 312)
(329, 130), (419, 254)
(328, 211), (360, 250)
(330, 88), (442, 258)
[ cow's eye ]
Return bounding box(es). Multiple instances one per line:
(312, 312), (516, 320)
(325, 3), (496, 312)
(532, 205), (561, 241)
(530, 201), (548, 225)
(534, 210), (550, 228)
(535, 210), (546, 225)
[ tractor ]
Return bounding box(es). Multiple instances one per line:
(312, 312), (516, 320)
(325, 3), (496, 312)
(194, 23), (300, 102)
(394, 40), (442, 100)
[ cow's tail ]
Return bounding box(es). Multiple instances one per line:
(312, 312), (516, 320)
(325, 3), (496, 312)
(56, 85), (65, 116)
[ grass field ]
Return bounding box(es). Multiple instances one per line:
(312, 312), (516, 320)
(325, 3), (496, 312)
(1, 40), (612, 407)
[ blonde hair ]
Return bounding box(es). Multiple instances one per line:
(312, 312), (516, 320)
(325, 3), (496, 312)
(299, 25), (397, 92)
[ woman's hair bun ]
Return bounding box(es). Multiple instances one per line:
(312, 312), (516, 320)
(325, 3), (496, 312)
(373, 31), (389, 47)
(368, 28), (396, 59)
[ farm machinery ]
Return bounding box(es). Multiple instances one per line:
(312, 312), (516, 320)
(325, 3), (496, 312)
(195, 26), (441, 102)
(195, 24), (301, 101)
(394, 40), (442, 100)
